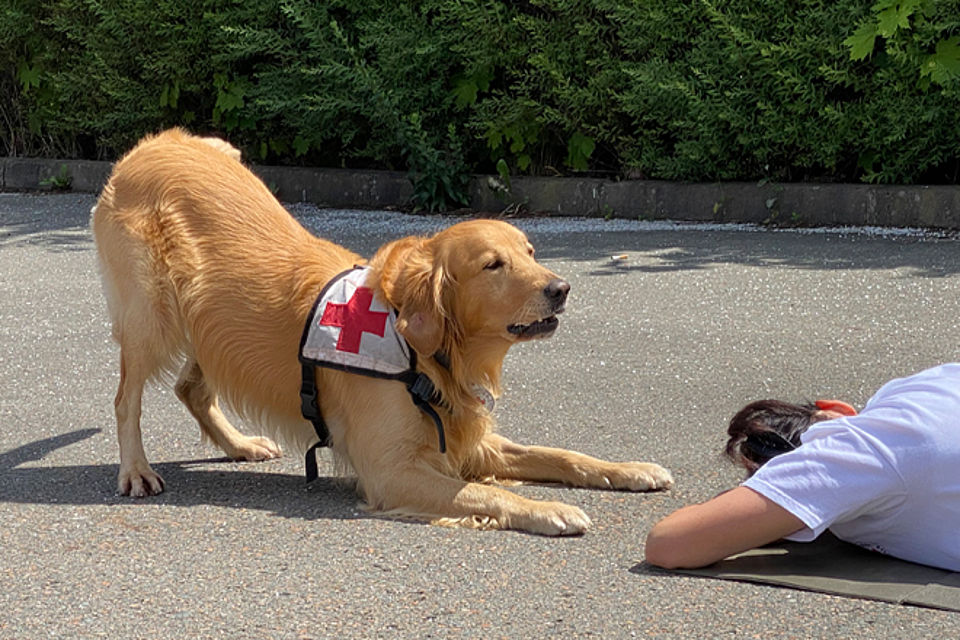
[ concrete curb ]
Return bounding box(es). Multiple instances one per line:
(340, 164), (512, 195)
(3, 156), (960, 229)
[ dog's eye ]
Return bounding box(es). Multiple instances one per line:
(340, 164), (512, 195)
(484, 258), (504, 271)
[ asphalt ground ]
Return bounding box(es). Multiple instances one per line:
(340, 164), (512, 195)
(2, 192), (960, 638)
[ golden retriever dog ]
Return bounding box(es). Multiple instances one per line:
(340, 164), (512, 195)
(91, 128), (673, 535)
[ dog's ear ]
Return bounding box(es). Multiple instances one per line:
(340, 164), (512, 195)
(379, 237), (447, 357)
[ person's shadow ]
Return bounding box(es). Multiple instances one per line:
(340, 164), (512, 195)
(0, 429), (364, 522)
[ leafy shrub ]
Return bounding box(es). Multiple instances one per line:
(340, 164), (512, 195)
(3, 0), (959, 207)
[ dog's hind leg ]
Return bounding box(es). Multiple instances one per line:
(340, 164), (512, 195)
(174, 360), (282, 461)
(94, 208), (179, 497)
(113, 338), (168, 497)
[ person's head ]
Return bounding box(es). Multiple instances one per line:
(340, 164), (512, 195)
(724, 399), (856, 475)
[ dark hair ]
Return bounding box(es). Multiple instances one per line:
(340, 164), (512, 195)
(725, 399), (821, 476)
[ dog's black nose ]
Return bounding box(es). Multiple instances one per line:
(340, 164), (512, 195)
(544, 278), (570, 310)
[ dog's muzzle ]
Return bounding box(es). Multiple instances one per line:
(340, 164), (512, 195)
(507, 278), (570, 339)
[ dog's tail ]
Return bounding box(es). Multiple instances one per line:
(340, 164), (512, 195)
(90, 187), (187, 385)
(196, 136), (242, 162)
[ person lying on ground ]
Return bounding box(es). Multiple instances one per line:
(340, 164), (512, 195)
(645, 363), (960, 571)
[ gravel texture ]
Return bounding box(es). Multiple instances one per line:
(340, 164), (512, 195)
(2, 192), (959, 638)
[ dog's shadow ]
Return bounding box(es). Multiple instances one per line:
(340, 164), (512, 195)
(0, 429), (364, 522)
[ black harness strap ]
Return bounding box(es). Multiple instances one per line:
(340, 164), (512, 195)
(299, 364), (447, 482)
(401, 350), (446, 453)
(300, 362), (331, 483)
(404, 372), (447, 454)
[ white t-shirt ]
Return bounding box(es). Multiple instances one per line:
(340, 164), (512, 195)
(744, 363), (960, 571)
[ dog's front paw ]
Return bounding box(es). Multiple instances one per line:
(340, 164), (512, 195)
(605, 462), (674, 492)
(118, 461), (165, 497)
(518, 501), (592, 536)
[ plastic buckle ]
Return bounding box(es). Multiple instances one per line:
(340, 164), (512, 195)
(300, 382), (318, 420)
(408, 373), (435, 402)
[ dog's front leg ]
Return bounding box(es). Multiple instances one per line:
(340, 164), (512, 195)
(473, 433), (674, 491)
(363, 463), (591, 536)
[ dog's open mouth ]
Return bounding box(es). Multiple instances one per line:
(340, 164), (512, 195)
(507, 315), (560, 339)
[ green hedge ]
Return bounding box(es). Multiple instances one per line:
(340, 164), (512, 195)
(3, 0), (959, 210)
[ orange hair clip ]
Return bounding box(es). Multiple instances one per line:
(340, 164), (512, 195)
(815, 399), (858, 416)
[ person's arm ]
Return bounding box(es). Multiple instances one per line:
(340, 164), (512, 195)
(644, 486), (806, 569)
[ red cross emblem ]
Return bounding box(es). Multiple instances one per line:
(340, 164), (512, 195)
(318, 286), (389, 353)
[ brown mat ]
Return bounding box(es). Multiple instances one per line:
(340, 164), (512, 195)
(669, 533), (960, 611)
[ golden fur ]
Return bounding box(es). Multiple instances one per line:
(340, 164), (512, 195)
(91, 128), (672, 535)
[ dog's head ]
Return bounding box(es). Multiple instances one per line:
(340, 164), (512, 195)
(373, 219), (569, 358)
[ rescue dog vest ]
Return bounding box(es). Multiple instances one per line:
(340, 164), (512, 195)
(298, 267), (445, 481)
